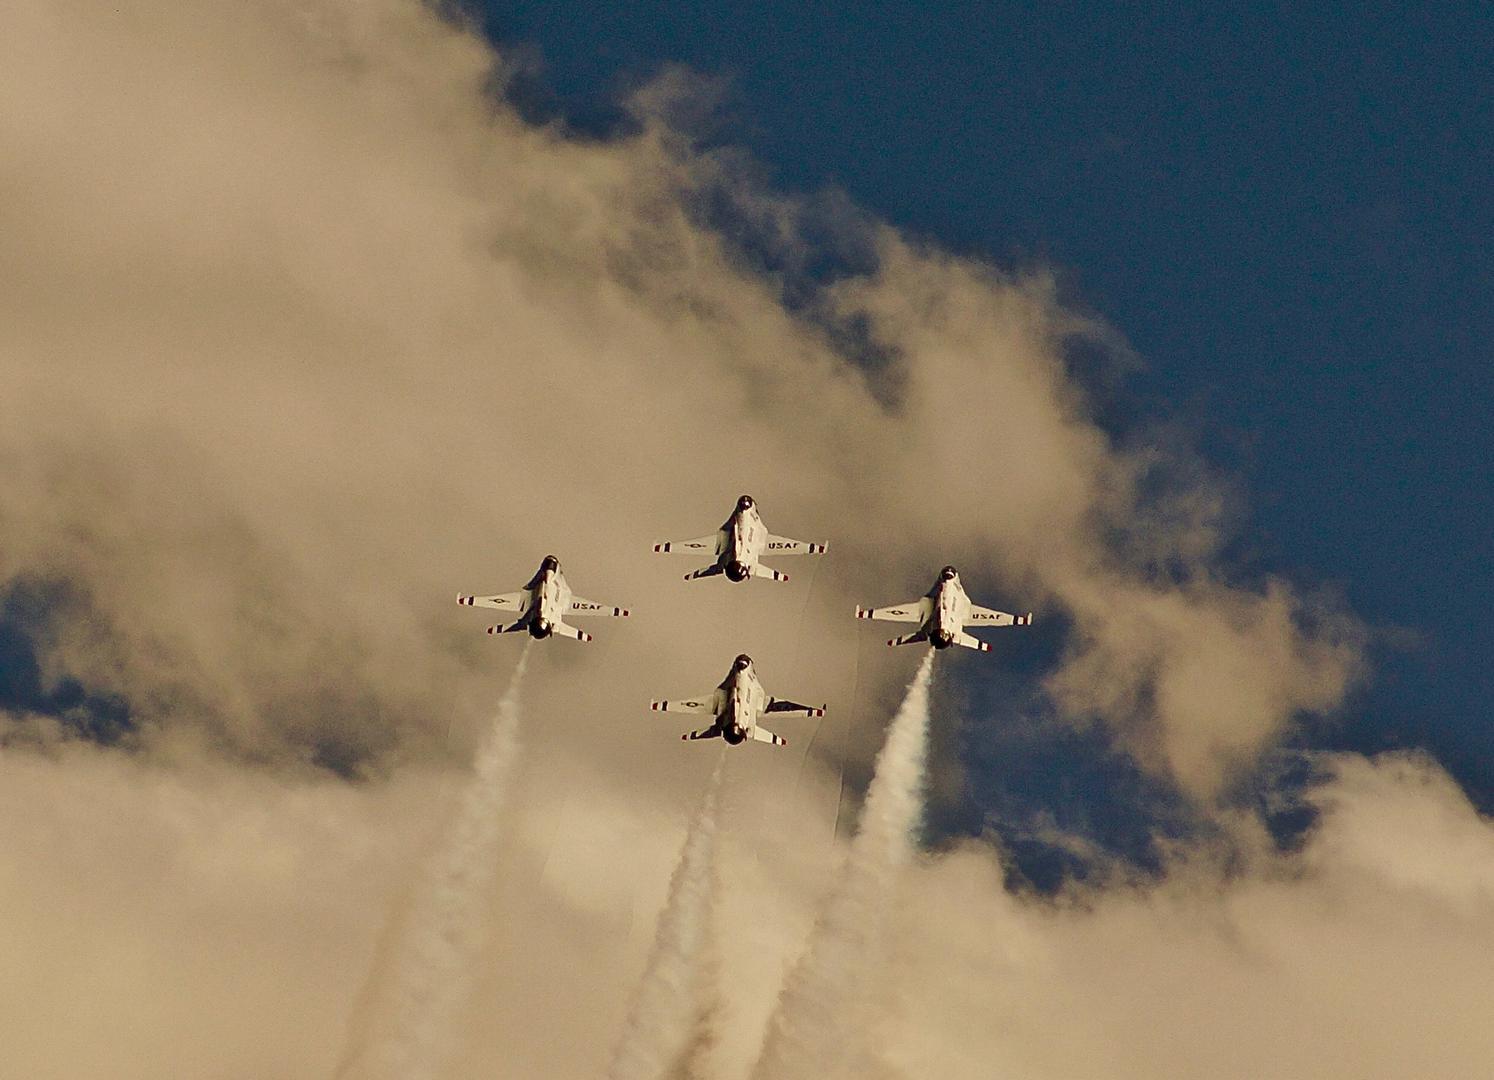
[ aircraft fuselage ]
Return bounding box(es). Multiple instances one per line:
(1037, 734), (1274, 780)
(926, 575), (971, 648)
(724, 505), (767, 581)
(527, 564), (571, 637)
(721, 662), (767, 741)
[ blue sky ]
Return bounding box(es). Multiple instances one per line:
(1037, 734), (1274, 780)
(479, 2), (1493, 835)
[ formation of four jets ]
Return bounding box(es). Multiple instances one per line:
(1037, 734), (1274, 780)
(457, 495), (1033, 748)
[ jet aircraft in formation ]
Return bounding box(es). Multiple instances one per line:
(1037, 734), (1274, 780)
(653, 494), (827, 582)
(456, 555), (629, 643)
(455, 499), (1032, 748)
(857, 565), (1032, 652)
(650, 653), (824, 747)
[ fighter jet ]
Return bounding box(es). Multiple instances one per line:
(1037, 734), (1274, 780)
(456, 555), (629, 643)
(650, 654), (825, 746)
(652, 495), (827, 582)
(856, 566), (1032, 652)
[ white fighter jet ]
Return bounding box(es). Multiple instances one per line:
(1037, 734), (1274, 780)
(650, 654), (825, 747)
(856, 565), (1032, 652)
(652, 495), (827, 582)
(456, 555), (629, 643)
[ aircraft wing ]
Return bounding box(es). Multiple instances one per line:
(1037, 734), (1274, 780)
(652, 532), (724, 556)
(457, 591), (527, 612)
(855, 598), (930, 623)
(765, 698), (826, 718)
(763, 534), (828, 556)
(568, 597), (631, 618)
(965, 605), (1033, 627)
(650, 695), (719, 715)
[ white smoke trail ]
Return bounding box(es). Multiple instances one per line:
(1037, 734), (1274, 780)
(608, 751), (727, 1080)
(335, 643), (533, 1080)
(749, 649), (936, 1080)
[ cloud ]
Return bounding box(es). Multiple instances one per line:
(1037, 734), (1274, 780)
(0, 1), (1457, 1077)
(882, 752), (1494, 1080)
(0, 0), (1356, 794)
(5, 732), (1490, 1079)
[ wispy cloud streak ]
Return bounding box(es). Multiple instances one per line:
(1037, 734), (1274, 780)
(335, 643), (532, 1080)
(608, 750), (726, 1080)
(750, 650), (935, 1080)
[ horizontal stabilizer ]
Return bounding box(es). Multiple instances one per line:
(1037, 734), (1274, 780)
(749, 564), (789, 582)
(888, 631), (931, 648)
(682, 727), (722, 741)
(953, 632), (992, 652)
(751, 726), (787, 747)
(765, 699), (826, 718)
(684, 565), (725, 581)
(486, 619), (528, 635)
